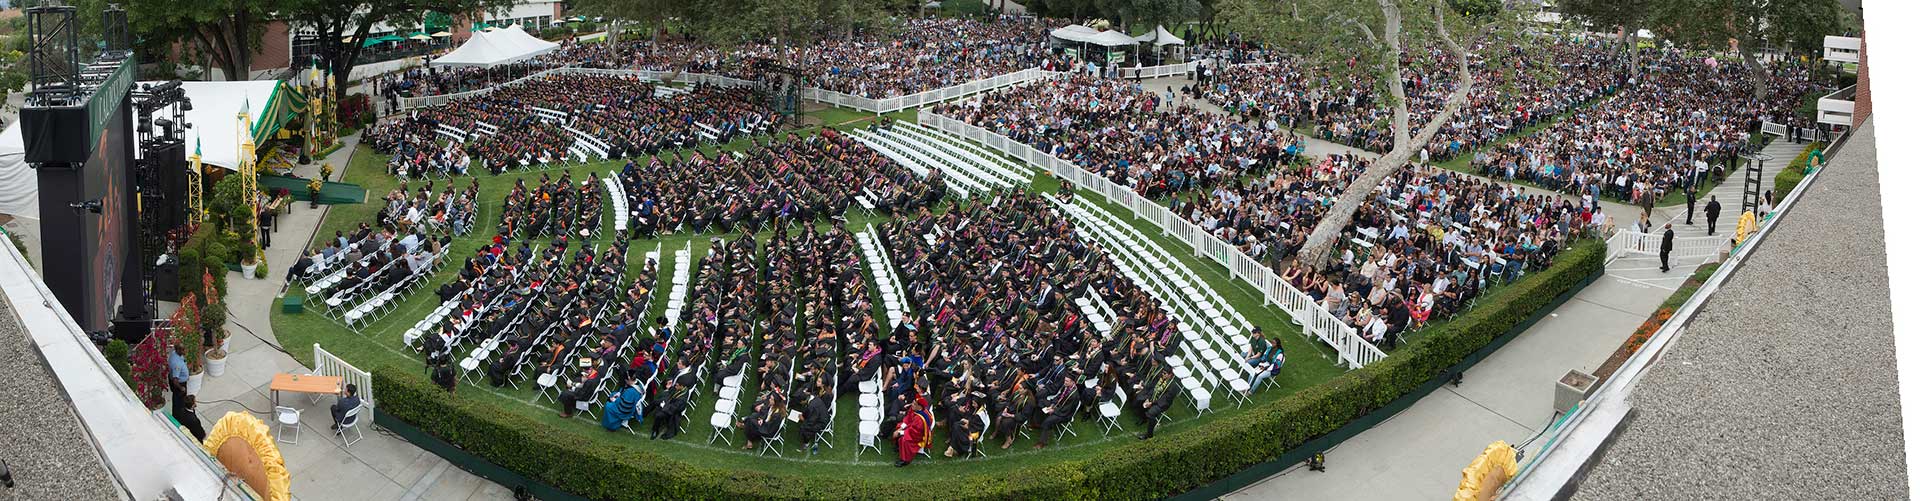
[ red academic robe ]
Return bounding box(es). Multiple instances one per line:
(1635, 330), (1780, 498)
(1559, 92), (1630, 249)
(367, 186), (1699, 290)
(896, 410), (929, 462)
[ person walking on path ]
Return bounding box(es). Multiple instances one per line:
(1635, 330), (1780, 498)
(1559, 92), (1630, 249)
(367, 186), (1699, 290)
(1705, 196), (1722, 236)
(1685, 186), (1697, 225)
(1660, 223), (1675, 273)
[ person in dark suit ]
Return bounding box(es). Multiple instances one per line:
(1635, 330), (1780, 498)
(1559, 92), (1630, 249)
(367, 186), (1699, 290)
(173, 391), (207, 441)
(1660, 223), (1675, 273)
(1705, 196), (1722, 236)
(330, 384), (362, 430)
(1685, 187), (1697, 225)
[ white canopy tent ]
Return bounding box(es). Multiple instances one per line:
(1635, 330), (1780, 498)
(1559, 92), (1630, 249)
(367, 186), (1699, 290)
(0, 80), (279, 219)
(430, 25), (559, 68)
(1050, 24), (1140, 47)
(1133, 25), (1186, 46)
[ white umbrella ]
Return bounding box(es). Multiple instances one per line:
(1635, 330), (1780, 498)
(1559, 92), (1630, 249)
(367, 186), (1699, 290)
(409, 34), (431, 41)
(431, 31), (451, 38)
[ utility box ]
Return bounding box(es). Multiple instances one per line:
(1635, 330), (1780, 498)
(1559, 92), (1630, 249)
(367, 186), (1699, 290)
(1555, 370), (1596, 414)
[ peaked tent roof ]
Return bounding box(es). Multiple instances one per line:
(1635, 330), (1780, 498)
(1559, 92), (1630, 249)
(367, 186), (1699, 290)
(430, 26), (559, 67)
(1050, 24), (1140, 47)
(1133, 25), (1186, 46)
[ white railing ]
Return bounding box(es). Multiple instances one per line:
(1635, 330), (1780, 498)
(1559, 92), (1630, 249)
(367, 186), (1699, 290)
(1606, 231), (1729, 262)
(918, 110), (1387, 368)
(314, 343), (375, 406)
(1115, 62), (1197, 80)
(1503, 126), (1857, 499)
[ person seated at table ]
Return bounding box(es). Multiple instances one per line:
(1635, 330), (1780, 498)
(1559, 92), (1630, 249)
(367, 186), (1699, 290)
(600, 374), (644, 432)
(330, 384), (362, 431)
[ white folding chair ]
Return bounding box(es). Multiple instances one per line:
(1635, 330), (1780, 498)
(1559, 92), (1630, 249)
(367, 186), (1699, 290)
(336, 405), (365, 446)
(274, 406), (302, 444)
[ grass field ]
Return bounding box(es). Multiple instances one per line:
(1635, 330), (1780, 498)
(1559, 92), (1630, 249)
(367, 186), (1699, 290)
(271, 106), (1345, 481)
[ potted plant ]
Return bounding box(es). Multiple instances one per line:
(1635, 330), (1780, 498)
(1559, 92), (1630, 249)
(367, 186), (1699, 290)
(204, 328), (229, 377)
(320, 163), (335, 182)
(308, 178), (323, 208)
(240, 253), (259, 279)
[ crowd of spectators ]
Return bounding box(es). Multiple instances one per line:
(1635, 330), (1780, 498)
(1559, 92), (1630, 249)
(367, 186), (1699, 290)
(375, 16), (1065, 102)
(1171, 152), (1603, 335)
(935, 75), (1306, 197)
(375, 179), (481, 237)
(1466, 49), (1818, 203)
(1202, 36), (1627, 163)
(498, 171), (605, 240)
(619, 129), (945, 237)
(367, 74), (778, 176)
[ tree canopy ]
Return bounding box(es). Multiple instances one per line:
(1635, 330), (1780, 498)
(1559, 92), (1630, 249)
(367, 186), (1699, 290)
(1217, 0), (1528, 267)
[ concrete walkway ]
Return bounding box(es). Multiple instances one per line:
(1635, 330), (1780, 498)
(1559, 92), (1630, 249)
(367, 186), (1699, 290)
(193, 134), (514, 501)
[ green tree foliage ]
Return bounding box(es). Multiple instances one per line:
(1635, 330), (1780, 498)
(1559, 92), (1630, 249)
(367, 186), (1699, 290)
(1219, 0), (1526, 267)
(126, 0), (282, 80)
(283, 0), (517, 100)
(1558, 0), (1657, 78)
(1644, 0), (1849, 100)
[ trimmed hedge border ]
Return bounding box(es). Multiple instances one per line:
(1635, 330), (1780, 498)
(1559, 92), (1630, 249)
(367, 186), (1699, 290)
(1773, 141), (1825, 200)
(373, 239), (1608, 500)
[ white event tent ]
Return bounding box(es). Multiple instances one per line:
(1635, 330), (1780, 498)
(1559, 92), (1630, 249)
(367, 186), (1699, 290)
(430, 24), (560, 68)
(0, 80), (283, 219)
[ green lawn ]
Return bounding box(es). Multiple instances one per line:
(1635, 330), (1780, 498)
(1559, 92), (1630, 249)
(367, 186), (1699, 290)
(272, 106), (1341, 481)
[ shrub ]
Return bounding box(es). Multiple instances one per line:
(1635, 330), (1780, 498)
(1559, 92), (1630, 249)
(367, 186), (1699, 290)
(105, 339), (132, 384)
(369, 239), (1606, 499)
(1774, 141), (1825, 198)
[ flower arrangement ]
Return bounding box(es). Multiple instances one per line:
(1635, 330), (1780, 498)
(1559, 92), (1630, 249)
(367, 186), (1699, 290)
(129, 331), (172, 410)
(320, 163), (335, 181)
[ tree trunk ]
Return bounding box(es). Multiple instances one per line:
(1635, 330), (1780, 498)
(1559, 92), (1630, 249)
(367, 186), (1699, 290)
(1295, 0), (1477, 268)
(1740, 46), (1770, 102)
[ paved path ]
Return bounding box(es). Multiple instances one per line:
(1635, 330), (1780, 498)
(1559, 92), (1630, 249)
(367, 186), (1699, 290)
(193, 134), (515, 501)
(1575, 119), (1905, 500)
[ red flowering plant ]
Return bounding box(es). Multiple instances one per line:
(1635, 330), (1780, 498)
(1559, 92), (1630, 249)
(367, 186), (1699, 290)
(128, 330), (172, 410)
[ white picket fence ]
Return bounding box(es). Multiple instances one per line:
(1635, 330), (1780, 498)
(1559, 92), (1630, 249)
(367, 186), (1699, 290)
(1115, 62), (1197, 80)
(314, 344), (375, 406)
(919, 111), (1387, 369)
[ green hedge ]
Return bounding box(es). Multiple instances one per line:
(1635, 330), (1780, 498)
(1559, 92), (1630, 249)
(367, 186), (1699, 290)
(1774, 141), (1826, 199)
(374, 239), (1607, 499)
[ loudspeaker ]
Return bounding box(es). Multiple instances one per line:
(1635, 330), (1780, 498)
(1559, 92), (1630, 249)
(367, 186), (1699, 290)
(152, 258), (180, 302)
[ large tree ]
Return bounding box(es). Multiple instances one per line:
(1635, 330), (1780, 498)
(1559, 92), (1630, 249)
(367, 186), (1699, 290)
(1220, 0), (1523, 268)
(1644, 0), (1847, 101)
(283, 0), (514, 101)
(1558, 0), (1655, 80)
(127, 0), (282, 81)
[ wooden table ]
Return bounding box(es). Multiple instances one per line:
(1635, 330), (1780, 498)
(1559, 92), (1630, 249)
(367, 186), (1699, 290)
(269, 373), (342, 407)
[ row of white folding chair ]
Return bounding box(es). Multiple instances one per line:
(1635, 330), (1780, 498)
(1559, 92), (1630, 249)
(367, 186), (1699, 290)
(896, 121), (1035, 180)
(854, 369), (883, 460)
(874, 128), (1012, 191)
(1064, 202), (1253, 359)
(864, 129), (999, 194)
(604, 172), (629, 232)
(346, 252), (448, 330)
(1084, 199), (1262, 340)
(1054, 202), (1250, 405)
(664, 243), (694, 330)
(886, 125), (1029, 188)
(855, 230), (910, 328)
(846, 130), (976, 198)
